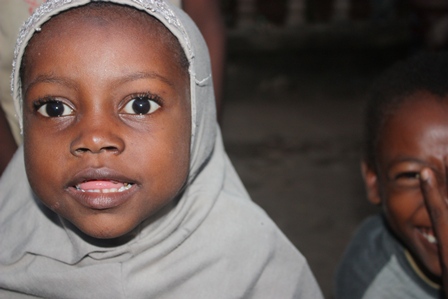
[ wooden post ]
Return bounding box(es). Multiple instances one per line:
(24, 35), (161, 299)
(332, 0), (350, 22)
(237, 0), (257, 28)
(286, 0), (306, 26)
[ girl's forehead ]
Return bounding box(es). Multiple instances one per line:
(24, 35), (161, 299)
(24, 3), (189, 76)
(41, 4), (165, 36)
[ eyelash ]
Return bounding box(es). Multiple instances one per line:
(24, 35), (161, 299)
(33, 97), (61, 110)
(127, 92), (162, 105)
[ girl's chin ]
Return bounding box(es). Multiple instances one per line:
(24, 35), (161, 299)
(67, 217), (141, 243)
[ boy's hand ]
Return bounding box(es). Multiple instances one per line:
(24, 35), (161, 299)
(420, 168), (448, 298)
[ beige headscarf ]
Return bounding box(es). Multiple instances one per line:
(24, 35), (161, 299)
(0, 1), (323, 298)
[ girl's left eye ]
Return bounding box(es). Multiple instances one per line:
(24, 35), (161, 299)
(36, 100), (74, 117)
(123, 95), (161, 115)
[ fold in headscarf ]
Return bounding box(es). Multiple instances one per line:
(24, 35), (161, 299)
(0, 1), (323, 298)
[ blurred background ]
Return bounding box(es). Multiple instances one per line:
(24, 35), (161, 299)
(216, 0), (448, 297)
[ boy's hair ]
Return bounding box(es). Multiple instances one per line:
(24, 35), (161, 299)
(364, 52), (448, 170)
(20, 2), (190, 81)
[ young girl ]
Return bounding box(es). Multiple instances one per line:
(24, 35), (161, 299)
(335, 53), (448, 299)
(0, 1), (322, 298)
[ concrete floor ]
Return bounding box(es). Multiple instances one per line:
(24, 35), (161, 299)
(220, 46), (410, 298)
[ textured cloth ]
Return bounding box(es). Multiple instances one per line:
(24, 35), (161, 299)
(334, 214), (442, 299)
(0, 1), (323, 298)
(0, 0), (42, 144)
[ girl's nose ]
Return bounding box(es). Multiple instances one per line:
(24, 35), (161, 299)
(70, 114), (125, 156)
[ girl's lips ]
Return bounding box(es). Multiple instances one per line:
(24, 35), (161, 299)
(68, 183), (137, 210)
(66, 168), (138, 210)
(75, 180), (134, 193)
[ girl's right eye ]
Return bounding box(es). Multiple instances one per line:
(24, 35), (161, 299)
(35, 100), (74, 118)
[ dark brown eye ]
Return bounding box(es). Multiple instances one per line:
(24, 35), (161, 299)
(123, 96), (160, 115)
(396, 172), (420, 180)
(36, 100), (73, 117)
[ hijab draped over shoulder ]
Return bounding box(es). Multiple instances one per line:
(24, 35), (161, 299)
(0, 1), (323, 298)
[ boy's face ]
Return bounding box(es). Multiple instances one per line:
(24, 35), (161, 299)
(363, 91), (448, 278)
(21, 8), (191, 239)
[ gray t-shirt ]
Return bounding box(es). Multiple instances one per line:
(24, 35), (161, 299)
(334, 214), (442, 299)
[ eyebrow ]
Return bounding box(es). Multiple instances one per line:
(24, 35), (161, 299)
(386, 156), (426, 167)
(116, 71), (175, 87)
(24, 71), (175, 96)
(24, 74), (78, 96)
(385, 156), (437, 173)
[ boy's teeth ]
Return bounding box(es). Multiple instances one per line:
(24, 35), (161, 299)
(75, 182), (133, 193)
(422, 231), (438, 244)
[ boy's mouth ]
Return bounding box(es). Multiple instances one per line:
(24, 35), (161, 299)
(75, 180), (134, 193)
(419, 228), (438, 244)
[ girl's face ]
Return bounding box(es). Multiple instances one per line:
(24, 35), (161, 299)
(364, 91), (448, 279)
(22, 7), (191, 239)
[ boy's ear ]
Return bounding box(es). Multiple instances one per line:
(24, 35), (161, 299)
(361, 161), (382, 205)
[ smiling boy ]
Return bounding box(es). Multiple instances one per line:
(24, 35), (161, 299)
(335, 53), (448, 299)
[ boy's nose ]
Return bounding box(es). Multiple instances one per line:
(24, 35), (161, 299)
(70, 115), (125, 156)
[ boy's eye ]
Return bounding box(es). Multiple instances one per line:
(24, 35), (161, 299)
(395, 172), (420, 180)
(123, 96), (161, 115)
(393, 171), (421, 188)
(36, 100), (74, 117)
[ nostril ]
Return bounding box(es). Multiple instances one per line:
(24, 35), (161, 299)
(75, 147), (90, 154)
(74, 146), (120, 155)
(102, 146), (120, 153)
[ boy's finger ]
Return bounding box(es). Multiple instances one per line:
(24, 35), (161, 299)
(420, 168), (448, 246)
(420, 167), (448, 295)
(420, 168), (448, 224)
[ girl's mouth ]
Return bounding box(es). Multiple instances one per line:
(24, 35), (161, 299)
(75, 180), (134, 193)
(66, 169), (139, 210)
